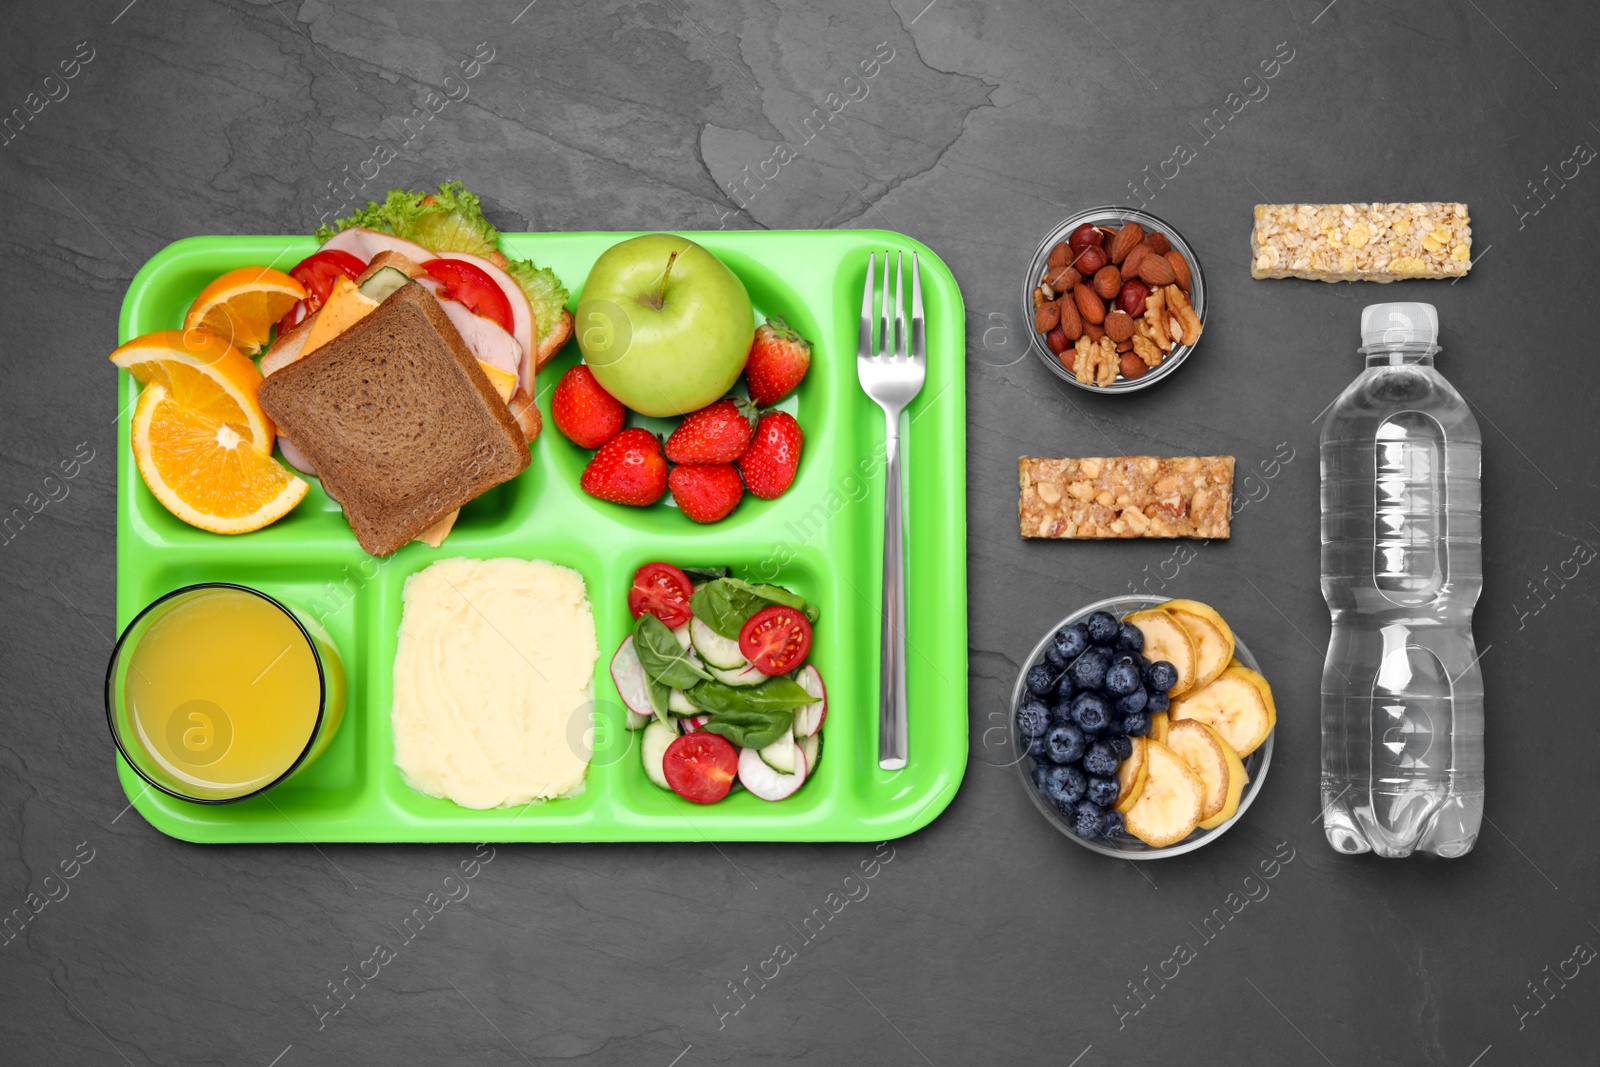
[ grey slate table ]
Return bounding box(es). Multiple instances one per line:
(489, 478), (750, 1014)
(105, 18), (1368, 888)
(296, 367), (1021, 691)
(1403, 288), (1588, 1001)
(3, 1), (1594, 1063)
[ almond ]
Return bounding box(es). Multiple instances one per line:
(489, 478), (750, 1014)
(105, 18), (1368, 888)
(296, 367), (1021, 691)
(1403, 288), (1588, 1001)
(1143, 232), (1172, 256)
(1107, 222), (1145, 265)
(1105, 309), (1134, 343)
(1093, 265), (1122, 300)
(1057, 293), (1084, 340)
(1034, 300), (1060, 333)
(1074, 283), (1106, 325)
(1047, 242), (1071, 271)
(1165, 250), (1192, 291)
(1138, 254), (1177, 287)
(1121, 244), (1150, 281)
(1046, 264), (1082, 294)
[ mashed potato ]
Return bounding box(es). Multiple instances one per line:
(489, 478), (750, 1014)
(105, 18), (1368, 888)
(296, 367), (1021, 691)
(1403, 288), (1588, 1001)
(392, 558), (598, 808)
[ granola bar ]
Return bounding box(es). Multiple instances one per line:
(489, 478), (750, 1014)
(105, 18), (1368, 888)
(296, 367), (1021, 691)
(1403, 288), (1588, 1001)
(1019, 456), (1234, 539)
(1250, 203), (1471, 282)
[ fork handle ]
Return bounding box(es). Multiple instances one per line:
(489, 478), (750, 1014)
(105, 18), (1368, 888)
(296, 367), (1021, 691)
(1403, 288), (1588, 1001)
(878, 417), (908, 771)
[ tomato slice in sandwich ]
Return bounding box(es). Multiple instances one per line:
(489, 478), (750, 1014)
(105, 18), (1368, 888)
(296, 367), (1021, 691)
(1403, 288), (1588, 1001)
(423, 258), (515, 335)
(282, 249), (366, 323)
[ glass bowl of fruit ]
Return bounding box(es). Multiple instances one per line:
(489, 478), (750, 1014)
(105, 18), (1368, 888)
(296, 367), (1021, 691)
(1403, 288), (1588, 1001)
(1009, 595), (1275, 858)
(1022, 207), (1206, 393)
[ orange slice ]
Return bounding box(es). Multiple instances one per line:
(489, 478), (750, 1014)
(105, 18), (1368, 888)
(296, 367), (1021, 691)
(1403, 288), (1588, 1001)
(110, 329), (275, 450)
(183, 266), (306, 356)
(131, 383), (308, 533)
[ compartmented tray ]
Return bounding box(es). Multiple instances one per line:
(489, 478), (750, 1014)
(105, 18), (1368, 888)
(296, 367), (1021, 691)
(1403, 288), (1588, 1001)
(112, 230), (967, 842)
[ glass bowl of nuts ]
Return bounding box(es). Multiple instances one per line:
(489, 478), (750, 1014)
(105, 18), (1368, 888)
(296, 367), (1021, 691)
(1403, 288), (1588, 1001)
(1023, 207), (1206, 394)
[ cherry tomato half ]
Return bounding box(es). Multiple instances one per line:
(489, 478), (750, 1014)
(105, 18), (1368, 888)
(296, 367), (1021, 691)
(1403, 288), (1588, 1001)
(281, 249), (367, 331)
(423, 258), (515, 335)
(628, 562), (695, 627)
(663, 732), (739, 804)
(738, 605), (812, 675)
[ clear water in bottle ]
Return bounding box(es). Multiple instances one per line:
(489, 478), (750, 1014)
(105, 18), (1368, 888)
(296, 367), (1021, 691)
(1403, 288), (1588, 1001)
(1320, 303), (1483, 858)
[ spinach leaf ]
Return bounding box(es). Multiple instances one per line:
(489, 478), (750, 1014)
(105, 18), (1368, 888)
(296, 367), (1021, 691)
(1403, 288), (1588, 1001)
(634, 614), (712, 689)
(749, 583), (820, 622)
(690, 578), (818, 638)
(698, 706), (794, 750)
(682, 566), (731, 583)
(646, 674), (672, 724)
(687, 676), (817, 715)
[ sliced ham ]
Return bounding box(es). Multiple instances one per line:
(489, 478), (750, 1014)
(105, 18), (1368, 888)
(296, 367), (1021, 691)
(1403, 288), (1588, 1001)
(415, 277), (523, 379)
(319, 226), (435, 266)
(428, 251), (536, 383)
(278, 436), (316, 476)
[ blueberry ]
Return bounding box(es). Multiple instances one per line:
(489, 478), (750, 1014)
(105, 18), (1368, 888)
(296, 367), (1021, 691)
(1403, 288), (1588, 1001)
(1120, 711), (1151, 737)
(1102, 809), (1126, 838)
(1086, 775), (1119, 808)
(1054, 670), (1077, 703)
(1108, 733), (1133, 761)
(1145, 689), (1170, 715)
(1049, 697), (1075, 723)
(1144, 660), (1179, 693)
(1017, 698), (1050, 740)
(1023, 733), (1048, 759)
(1045, 722), (1086, 764)
(1071, 800), (1107, 839)
(1025, 663), (1056, 696)
(1069, 647), (1109, 691)
(1031, 763), (1052, 793)
(1082, 740), (1119, 777)
(1114, 686), (1148, 716)
(1085, 611), (1120, 646)
(1045, 764), (1087, 808)
(1115, 621), (1145, 651)
(1070, 692), (1111, 734)
(1104, 660), (1141, 697)
(1047, 623), (1089, 667)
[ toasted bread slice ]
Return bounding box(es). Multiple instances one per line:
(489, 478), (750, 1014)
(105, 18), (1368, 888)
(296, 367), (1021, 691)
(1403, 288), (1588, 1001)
(257, 283), (529, 556)
(535, 307), (573, 371)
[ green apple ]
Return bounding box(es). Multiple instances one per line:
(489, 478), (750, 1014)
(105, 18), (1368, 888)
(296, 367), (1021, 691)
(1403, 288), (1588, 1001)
(576, 234), (754, 417)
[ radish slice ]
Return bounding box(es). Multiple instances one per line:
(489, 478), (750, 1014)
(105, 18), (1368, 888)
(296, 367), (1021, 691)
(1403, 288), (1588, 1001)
(320, 226), (434, 266)
(609, 637), (655, 718)
(278, 436), (316, 476)
(430, 251), (535, 376)
(792, 665), (826, 737)
(739, 744), (808, 801)
(681, 715), (711, 733)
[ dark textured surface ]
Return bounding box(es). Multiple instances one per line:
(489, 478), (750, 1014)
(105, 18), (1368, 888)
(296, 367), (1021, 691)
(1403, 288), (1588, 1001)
(3, 1), (1596, 1063)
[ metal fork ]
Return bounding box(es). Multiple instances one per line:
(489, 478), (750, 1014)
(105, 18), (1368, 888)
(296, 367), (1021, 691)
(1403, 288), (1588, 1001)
(857, 251), (925, 771)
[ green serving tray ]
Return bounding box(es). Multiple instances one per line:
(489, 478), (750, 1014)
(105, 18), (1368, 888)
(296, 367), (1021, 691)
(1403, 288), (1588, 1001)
(113, 230), (967, 842)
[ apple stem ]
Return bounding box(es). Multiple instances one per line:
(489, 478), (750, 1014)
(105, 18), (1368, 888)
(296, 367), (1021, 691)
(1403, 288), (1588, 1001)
(648, 251), (679, 311)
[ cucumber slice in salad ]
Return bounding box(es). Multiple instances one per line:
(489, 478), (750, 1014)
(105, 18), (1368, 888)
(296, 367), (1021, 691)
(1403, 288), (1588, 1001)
(738, 742), (807, 801)
(641, 719), (677, 790)
(797, 732), (821, 776)
(707, 662), (766, 687)
(758, 731), (798, 774)
(667, 688), (697, 715)
(690, 616), (747, 669)
(625, 709), (652, 731)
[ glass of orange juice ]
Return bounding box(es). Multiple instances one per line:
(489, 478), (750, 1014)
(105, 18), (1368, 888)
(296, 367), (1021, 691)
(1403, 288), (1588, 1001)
(105, 584), (346, 803)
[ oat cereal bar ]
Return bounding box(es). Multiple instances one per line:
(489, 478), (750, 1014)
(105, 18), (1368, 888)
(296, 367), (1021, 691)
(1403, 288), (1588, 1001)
(1250, 203), (1471, 282)
(1019, 456), (1234, 539)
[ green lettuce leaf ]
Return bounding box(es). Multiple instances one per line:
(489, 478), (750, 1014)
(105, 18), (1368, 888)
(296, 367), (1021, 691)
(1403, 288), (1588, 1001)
(315, 180), (501, 258)
(505, 257), (571, 350)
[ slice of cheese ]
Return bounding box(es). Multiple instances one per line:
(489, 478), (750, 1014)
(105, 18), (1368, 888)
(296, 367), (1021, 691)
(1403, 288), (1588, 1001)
(478, 361), (517, 403)
(300, 276), (380, 358)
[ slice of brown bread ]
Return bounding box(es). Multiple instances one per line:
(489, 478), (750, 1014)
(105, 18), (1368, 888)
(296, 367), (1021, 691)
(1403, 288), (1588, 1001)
(258, 282), (530, 556)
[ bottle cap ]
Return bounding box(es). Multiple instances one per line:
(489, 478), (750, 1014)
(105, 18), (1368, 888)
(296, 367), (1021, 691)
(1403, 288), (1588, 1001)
(1360, 302), (1438, 349)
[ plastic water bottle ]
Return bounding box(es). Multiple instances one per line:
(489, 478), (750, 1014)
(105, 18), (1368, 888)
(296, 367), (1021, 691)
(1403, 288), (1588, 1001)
(1319, 302), (1483, 858)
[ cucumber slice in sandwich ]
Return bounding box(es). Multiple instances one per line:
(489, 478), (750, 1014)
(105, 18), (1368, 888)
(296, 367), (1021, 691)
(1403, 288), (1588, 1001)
(358, 265), (411, 303)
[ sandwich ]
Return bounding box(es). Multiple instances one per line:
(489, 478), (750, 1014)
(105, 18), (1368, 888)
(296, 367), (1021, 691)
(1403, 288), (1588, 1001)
(257, 282), (530, 557)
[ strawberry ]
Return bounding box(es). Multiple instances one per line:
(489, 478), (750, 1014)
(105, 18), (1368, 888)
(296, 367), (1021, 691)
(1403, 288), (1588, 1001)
(745, 317), (812, 407)
(665, 397), (757, 464)
(738, 412), (803, 499)
(580, 428), (667, 506)
(668, 463), (744, 523)
(552, 365), (626, 449)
